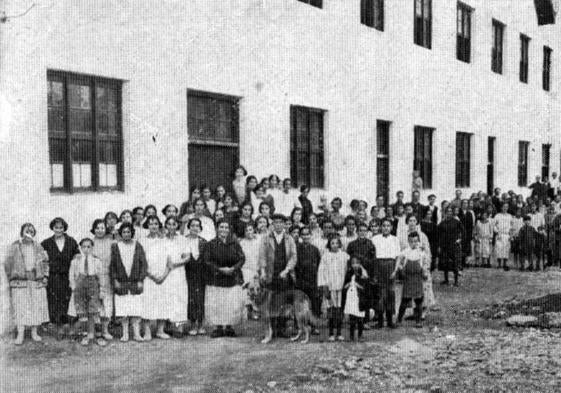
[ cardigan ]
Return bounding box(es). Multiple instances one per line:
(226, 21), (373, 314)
(41, 234), (80, 275)
(109, 241), (148, 295)
(4, 239), (49, 285)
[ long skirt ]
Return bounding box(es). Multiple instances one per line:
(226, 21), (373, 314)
(47, 273), (71, 324)
(205, 285), (244, 326)
(114, 293), (144, 318)
(11, 282), (49, 326)
(495, 234), (511, 259)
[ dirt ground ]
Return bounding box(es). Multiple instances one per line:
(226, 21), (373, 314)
(3, 268), (561, 393)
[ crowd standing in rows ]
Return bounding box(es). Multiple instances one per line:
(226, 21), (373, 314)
(5, 166), (561, 345)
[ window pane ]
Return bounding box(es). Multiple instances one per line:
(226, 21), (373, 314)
(48, 81), (64, 107)
(72, 163), (92, 188)
(71, 139), (93, 162)
(49, 137), (66, 163)
(48, 108), (65, 132)
(69, 109), (92, 134)
(415, 0), (422, 16)
(68, 84), (91, 109)
(51, 163), (64, 188)
(99, 163), (118, 187)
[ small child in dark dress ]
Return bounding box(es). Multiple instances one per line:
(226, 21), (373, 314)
(518, 216), (538, 271)
(343, 256), (370, 341)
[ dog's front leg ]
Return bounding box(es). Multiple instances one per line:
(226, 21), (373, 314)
(261, 323), (273, 344)
(290, 329), (301, 342)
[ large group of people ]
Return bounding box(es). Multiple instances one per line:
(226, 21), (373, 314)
(5, 165), (561, 346)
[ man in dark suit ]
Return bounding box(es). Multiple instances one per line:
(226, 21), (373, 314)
(458, 199), (475, 269)
(424, 194), (438, 224)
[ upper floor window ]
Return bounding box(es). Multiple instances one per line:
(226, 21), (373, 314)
(290, 106), (325, 188)
(543, 46), (552, 91)
(48, 71), (123, 193)
(297, 0), (322, 8)
(361, 0), (384, 31)
(520, 34), (530, 83)
(492, 19), (505, 74)
(456, 2), (472, 63)
(455, 132), (472, 188)
(414, 0), (432, 49)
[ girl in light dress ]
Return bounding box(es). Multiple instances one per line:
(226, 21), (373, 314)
(343, 256), (369, 341)
(184, 199), (216, 242)
(494, 203), (513, 270)
(474, 211), (493, 267)
(317, 235), (350, 342)
(163, 216), (191, 334)
(201, 184), (217, 216)
(90, 219), (115, 340)
(140, 216), (172, 340)
(232, 166), (248, 206)
(239, 224), (261, 320)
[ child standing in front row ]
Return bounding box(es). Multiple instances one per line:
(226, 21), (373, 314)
(517, 216), (537, 271)
(317, 235), (350, 342)
(391, 232), (429, 328)
(474, 212), (493, 268)
(69, 238), (106, 346)
(343, 256), (370, 341)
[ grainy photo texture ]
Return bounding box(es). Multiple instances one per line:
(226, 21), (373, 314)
(1, 0), (561, 392)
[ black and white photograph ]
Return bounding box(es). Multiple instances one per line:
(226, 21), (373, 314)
(1, 0), (561, 392)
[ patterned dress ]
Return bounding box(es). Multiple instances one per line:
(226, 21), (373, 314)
(474, 220), (493, 258)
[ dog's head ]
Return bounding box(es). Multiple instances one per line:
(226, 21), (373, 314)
(248, 280), (267, 305)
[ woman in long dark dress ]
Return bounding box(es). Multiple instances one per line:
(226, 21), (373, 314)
(41, 217), (80, 335)
(437, 207), (465, 286)
(203, 220), (245, 338)
(184, 218), (208, 335)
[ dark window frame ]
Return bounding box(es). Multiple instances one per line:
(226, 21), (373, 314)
(361, 0), (384, 31)
(520, 34), (530, 83)
(413, 126), (434, 189)
(414, 0), (432, 49)
(376, 120), (391, 203)
(543, 46), (552, 91)
(290, 105), (325, 189)
(492, 19), (505, 74)
(542, 143), (551, 180)
(518, 141), (530, 187)
(297, 0), (323, 9)
(455, 132), (472, 188)
(456, 2), (472, 63)
(47, 70), (124, 193)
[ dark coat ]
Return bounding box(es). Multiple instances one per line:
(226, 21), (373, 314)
(295, 242), (321, 290)
(423, 205), (438, 224)
(185, 236), (208, 287)
(420, 220), (438, 258)
(203, 236), (245, 287)
(437, 218), (464, 271)
(346, 238), (376, 277)
(459, 210), (475, 256)
(298, 195), (314, 225)
(109, 241), (148, 295)
(41, 235), (80, 275)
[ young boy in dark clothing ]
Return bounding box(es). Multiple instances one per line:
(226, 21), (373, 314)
(518, 216), (537, 271)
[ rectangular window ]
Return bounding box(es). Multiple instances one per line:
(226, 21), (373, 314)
(518, 141), (529, 187)
(413, 126), (434, 189)
(543, 46), (552, 91)
(414, 0), (432, 49)
(543, 144), (551, 180)
(187, 91), (240, 192)
(376, 120), (390, 203)
(492, 20), (505, 74)
(455, 132), (471, 188)
(361, 0), (384, 31)
(456, 2), (472, 63)
(48, 71), (123, 192)
(520, 34), (530, 83)
(297, 0), (323, 8)
(290, 106), (325, 188)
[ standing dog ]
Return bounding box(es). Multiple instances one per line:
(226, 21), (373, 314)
(250, 283), (320, 344)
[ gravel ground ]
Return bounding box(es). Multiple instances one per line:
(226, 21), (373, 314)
(3, 268), (561, 393)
